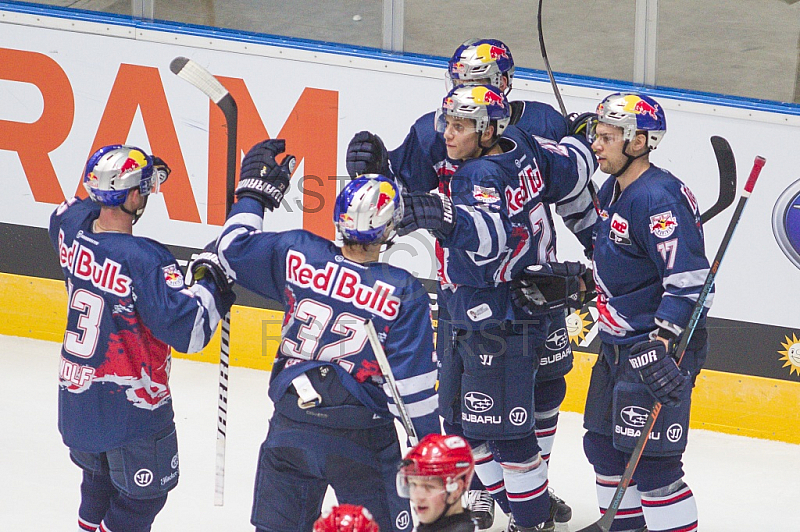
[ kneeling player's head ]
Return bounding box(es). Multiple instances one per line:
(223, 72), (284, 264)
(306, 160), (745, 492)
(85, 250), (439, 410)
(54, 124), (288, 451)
(83, 144), (168, 222)
(448, 38), (515, 94)
(314, 504), (380, 532)
(436, 85), (511, 160)
(334, 174), (402, 248)
(397, 434), (475, 524)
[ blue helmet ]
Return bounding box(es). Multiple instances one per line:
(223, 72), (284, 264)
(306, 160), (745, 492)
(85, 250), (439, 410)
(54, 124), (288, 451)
(591, 93), (667, 149)
(82, 145), (157, 206)
(334, 175), (402, 245)
(435, 85), (511, 137)
(447, 38), (515, 89)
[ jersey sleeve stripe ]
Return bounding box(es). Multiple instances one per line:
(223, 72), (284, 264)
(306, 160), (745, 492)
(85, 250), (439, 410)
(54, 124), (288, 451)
(382, 369), (437, 397)
(458, 205), (493, 256)
(223, 211), (263, 232)
(387, 394), (438, 418)
(217, 226), (250, 279)
(662, 269), (708, 292)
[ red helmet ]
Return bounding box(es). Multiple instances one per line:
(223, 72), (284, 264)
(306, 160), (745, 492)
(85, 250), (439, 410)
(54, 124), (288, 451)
(397, 434), (475, 497)
(313, 504), (380, 532)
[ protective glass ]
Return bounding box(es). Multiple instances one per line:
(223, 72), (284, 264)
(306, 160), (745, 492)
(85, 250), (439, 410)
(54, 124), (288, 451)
(586, 118), (624, 146)
(434, 110), (478, 135)
(396, 473), (447, 499)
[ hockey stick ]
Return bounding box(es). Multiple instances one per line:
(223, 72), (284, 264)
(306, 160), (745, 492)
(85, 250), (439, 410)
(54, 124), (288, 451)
(170, 56), (238, 507)
(576, 155), (766, 532)
(700, 136), (737, 224)
(537, 0), (568, 117)
(364, 320), (419, 446)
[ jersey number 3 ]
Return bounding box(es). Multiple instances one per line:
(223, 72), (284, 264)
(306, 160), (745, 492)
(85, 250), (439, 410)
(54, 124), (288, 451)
(280, 298), (369, 372)
(64, 289), (104, 359)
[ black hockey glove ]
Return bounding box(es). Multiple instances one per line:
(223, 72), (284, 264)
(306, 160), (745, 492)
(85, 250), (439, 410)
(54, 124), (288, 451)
(396, 191), (456, 239)
(511, 261), (594, 315)
(346, 131), (390, 177)
(569, 112), (597, 137)
(151, 155), (171, 188)
(186, 241), (234, 294)
(628, 339), (689, 407)
(236, 139), (296, 211)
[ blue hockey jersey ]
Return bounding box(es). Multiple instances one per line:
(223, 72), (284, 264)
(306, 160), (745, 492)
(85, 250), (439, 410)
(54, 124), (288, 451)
(591, 165), (713, 344)
(436, 125), (597, 329)
(217, 197), (439, 437)
(49, 197), (231, 452)
(387, 101), (597, 250)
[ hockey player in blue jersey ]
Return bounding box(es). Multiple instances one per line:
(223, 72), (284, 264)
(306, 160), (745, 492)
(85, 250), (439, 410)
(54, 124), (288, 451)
(581, 93), (710, 532)
(215, 139), (439, 532)
(49, 145), (234, 532)
(346, 38), (594, 529)
(392, 85), (596, 532)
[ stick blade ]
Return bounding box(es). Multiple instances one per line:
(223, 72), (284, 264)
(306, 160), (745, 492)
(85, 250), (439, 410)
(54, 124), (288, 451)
(575, 523), (609, 532)
(701, 136), (737, 224)
(169, 56), (229, 104)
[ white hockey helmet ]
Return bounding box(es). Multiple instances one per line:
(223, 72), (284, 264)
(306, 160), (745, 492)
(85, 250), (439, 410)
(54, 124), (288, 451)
(82, 145), (163, 207)
(435, 85), (511, 137)
(334, 174), (403, 245)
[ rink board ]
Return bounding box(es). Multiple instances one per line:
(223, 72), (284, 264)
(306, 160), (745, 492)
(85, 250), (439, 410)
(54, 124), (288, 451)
(0, 6), (799, 444)
(6, 271), (799, 444)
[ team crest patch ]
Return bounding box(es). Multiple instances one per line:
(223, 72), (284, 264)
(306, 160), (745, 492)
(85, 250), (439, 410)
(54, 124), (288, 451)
(473, 185), (500, 204)
(609, 213), (631, 245)
(649, 211), (678, 238)
(162, 264), (184, 289)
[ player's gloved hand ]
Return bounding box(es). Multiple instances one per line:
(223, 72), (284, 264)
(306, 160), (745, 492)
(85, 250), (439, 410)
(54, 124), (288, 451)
(628, 339), (689, 407)
(569, 112), (597, 137)
(511, 261), (594, 315)
(186, 241), (234, 294)
(236, 139), (296, 211)
(151, 156), (171, 189)
(346, 131), (389, 177)
(396, 191), (456, 239)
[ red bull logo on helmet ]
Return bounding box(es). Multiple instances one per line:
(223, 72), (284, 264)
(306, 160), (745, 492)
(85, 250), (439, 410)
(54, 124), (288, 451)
(649, 211), (678, 238)
(620, 94), (660, 120)
(470, 86), (505, 107)
(375, 181), (396, 210)
(475, 43), (509, 63)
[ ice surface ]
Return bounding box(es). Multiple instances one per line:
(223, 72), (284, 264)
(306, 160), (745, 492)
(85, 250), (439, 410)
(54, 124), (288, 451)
(4, 335), (798, 530)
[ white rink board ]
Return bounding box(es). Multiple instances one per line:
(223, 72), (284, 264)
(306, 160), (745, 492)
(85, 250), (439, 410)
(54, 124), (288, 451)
(1, 9), (800, 333)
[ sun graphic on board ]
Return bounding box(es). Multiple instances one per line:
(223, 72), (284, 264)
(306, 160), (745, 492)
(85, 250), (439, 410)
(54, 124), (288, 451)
(566, 310), (592, 345)
(778, 333), (800, 376)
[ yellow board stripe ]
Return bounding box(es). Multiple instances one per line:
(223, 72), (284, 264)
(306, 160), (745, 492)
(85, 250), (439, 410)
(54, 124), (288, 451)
(5, 271), (799, 444)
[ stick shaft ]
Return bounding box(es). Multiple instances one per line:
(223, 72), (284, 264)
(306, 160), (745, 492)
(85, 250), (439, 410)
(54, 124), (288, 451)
(364, 320), (419, 446)
(170, 56), (238, 507)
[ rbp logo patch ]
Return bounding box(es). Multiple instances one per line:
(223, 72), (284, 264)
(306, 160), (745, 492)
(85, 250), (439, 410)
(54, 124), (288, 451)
(609, 213), (631, 245)
(649, 211), (678, 238)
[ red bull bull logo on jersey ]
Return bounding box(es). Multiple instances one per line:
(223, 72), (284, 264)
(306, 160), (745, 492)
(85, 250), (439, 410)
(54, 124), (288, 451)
(475, 43), (509, 63)
(621, 94), (660, 120)
(470, 86), (505, 107)
(649, 211), (678, 238)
